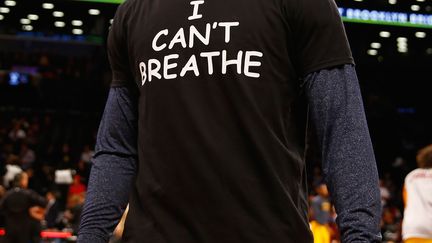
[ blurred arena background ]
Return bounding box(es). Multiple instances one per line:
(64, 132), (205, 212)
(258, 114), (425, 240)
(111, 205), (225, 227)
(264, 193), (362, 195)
(0, 0), (431, 242)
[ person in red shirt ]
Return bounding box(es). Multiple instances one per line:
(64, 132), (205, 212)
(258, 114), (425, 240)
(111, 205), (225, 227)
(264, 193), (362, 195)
(68, 175), (86, 199)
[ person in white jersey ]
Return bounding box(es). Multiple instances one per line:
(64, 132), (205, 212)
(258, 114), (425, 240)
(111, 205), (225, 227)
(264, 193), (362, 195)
(402, 144), (432, 243)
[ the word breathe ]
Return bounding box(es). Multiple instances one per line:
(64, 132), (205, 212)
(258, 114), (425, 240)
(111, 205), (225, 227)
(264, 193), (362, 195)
(139, 50), (263, 83)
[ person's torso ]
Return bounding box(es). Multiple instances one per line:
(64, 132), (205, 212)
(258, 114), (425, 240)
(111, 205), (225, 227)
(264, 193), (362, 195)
(402, 168), (432, 239)
(3, 189), (35, 231)
(312, 196), (331, 225)
(122, 0), (311, 242)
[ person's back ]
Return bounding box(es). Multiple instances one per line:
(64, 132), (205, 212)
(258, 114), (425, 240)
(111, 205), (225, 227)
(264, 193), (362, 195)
(2, 188), (36, 232)
(45, 191), (61, 229)
(110, 0), (345, 241)
(402, 144), (432, 243)
(0, 172), (47, 243)
(78, 0), (382, 242)
(403, 168), (432, 241)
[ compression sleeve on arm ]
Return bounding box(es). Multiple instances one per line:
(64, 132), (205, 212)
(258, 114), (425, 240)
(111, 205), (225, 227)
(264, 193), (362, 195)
(305, 64), (382, 243)
(77, 86), (138, 243)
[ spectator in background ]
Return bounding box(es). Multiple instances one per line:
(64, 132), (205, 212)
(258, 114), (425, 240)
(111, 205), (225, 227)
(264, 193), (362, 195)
(0, 172), (47, 243)
(3, 162), (22, 188)
(68, 175), (86, 200)
(24, 127), (38, 147)
(311, 166), (324, 188)
(44, 190), (61, 229)
(80, 145), (94, 164)
(63, 194), (85, 234)
(379, 179), (391, 207)
(8, 121), (26, 142)
(381, 204), (402, 242)
(77, 145), (93, 185)
(19, 143), (36, 170)
(76, 159), (91, 186)
(56, 143), (75, 205)
(402, 144), (432, 243)
(40, 143), (55, 167)
(57, 143), (73, 170)
(0, 185), (6, 199)
(310, 182), (332, 243)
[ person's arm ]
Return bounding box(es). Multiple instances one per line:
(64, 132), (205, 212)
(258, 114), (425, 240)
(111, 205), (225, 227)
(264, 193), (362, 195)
(29, 206), (46, 221)
(77, 87), (138, 243)
(309, 197), (319, 221)
(305, 64), (382, 242)
(78, 0), (137, 241)
(27, 189), (48, 207)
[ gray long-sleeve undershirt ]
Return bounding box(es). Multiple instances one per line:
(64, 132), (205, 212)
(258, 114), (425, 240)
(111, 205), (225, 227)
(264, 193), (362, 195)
(78, 64), (382, 243)
(305, 65), (381, 242)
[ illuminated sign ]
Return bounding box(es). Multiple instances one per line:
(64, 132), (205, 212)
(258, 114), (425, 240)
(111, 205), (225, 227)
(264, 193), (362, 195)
(339, 8), (432, 29)
(73, 1), (432, 29)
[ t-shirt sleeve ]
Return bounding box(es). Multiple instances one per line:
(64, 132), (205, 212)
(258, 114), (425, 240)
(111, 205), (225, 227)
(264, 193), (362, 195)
(287, 0), (354, 77)
(108, 1), (134, 87)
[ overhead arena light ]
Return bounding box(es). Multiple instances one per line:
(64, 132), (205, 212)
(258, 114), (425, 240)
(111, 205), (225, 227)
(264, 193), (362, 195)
(72, 28), (83, 35)
(380, 31), (391, 38)
(397, 37), (408, 42)
(55, 21), (66, 27)
(53, 11), (64, 17)
(72, 20), (83, 26)
(415, 32), (426, 38)
(42, 3), (54, 9)
(20, 18), (31, 25)
(426, 48), (432, 55)
(417, 0), (425, 2)
(371, 42), (382, 49)
(411, 5), (421, 11)
(0, 7), (10, 13)
(88, 9), (100, 15)
(397, 39), (408, 53)
(398, 44), (407, 50)
(4, 0), (16, 6)
(398, 47), (408, 53)
(22, 25), (33, 31)
(397, 40), (407, 46)
(388, 0), (397, 5)
(0, 14), (4, 20)
(367, 49), (378, 56)
(28, 14), (39, 21)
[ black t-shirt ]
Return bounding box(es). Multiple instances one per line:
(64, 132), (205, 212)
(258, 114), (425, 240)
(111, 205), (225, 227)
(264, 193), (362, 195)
(108, 0), (353, 242)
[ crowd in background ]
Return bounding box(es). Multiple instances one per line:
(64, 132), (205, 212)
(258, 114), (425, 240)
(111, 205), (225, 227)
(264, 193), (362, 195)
(0, 112), (96, 237)
(0, 110), (415, 242)
(0, 45), (428, 243)
(307, 166), (405, 243)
